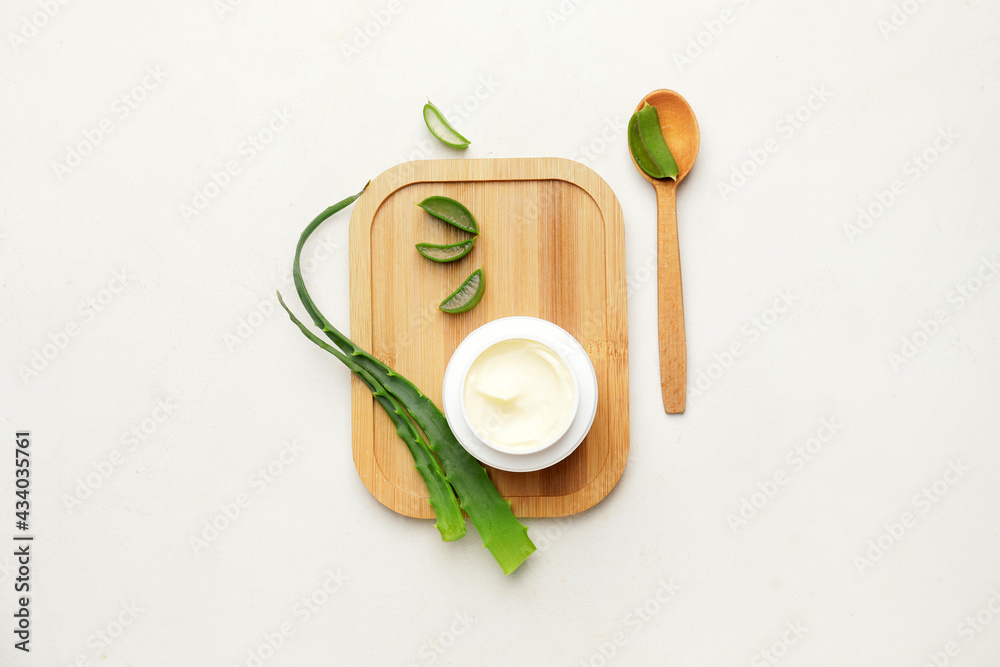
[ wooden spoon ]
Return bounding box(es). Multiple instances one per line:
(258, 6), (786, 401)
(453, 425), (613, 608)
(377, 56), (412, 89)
(630, 90), (700, 414)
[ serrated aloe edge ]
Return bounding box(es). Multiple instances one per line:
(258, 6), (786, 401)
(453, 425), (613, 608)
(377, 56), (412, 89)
(286, 184), (536, 575)
(276, 291), (466, 542)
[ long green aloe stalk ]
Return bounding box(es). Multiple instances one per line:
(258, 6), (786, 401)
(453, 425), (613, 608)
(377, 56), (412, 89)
(277, 292), (466, 542)
(289, 186), (536, 575)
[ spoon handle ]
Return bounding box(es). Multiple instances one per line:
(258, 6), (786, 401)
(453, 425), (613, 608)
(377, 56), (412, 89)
(656, 182), (686, 413)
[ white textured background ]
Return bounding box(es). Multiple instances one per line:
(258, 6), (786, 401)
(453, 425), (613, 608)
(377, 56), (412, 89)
(2, 1), (1000, 665)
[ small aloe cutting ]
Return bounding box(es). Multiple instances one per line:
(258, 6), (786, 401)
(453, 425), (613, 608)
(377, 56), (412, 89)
(629, 103), (679, 180)
(280, 184), (535, 575)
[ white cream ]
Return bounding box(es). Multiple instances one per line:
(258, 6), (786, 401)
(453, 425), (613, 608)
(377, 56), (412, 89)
(462, 339), (576, 451)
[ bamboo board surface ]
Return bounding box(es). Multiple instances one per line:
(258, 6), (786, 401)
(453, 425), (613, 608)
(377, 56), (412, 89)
(349, 158), (629, 518)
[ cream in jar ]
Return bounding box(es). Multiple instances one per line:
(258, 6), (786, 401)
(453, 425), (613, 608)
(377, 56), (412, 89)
(462, 338), (576, 451)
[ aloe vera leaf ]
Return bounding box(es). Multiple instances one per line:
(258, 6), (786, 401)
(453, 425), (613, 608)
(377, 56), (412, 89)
(423, 100), (471, 149)
(292, 191), (536, 575)
(415, 238), (475, 263)
(636, 103), (679, 179)
(277, 291), (466, 542)
(439, 267), (485, 313)
(628, 111), (664, 179)
(416, 196), (479, 235)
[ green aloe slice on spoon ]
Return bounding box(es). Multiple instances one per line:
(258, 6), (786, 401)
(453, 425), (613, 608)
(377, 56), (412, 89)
(629, 102), (679, 180)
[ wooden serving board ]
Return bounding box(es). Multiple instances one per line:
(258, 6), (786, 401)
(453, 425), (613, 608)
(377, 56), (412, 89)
(349, 158), (629, 518)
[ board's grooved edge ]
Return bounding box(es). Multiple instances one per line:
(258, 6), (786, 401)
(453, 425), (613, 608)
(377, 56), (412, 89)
(350, 158), (629, 519)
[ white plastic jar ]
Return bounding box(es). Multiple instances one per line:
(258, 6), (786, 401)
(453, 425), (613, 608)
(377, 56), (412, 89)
(442, 317), (599, 473)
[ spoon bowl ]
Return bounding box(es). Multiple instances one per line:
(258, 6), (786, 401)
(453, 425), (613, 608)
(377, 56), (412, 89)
(629, 89), (699, 414)
(632, 89), (700, 183)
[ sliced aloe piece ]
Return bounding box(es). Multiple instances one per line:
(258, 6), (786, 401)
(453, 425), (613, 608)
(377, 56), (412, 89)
(629, 111), (664, 179)
(636, 103), (679, 180)
(416, 196), (479, 235)
(423, 100), (470, 149)
(416, 238), (475, 263)
(439, 267), (485, 314)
